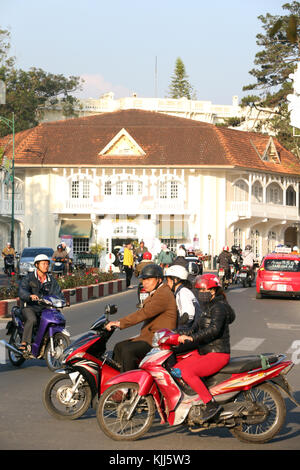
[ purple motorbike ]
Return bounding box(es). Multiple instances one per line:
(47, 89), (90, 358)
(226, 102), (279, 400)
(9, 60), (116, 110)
(2, 296), (71, 371)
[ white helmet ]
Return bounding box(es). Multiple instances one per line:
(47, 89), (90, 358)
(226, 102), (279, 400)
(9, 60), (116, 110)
(165, 265), (188, 280)
(34, 254), (50, 265)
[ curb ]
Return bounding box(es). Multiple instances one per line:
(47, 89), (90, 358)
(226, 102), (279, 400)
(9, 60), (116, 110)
(0, 278), (127, 318)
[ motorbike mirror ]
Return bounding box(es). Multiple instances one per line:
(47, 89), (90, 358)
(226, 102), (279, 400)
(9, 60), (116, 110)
(105, 304), (118, 315)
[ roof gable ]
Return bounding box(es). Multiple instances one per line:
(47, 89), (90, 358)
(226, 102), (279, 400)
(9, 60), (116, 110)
(261, 137), (280, 163)
(99, 128), (146, 158)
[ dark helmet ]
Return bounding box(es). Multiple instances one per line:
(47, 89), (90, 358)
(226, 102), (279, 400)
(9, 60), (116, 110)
(139, 263), (164, 279)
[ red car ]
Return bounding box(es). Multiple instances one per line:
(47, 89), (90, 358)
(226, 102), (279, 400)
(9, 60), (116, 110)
(256, 252), (300, 299)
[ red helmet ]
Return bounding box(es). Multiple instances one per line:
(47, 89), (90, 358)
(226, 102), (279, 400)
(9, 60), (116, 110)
(143, 251), (152, 260)
(194, 273), (221, 290)
(223, 246), (229, 252)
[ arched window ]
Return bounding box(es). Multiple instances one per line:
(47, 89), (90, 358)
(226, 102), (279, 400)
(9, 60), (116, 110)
(252, 181), (263, 203)
(234, 179), (248, 201)
(266, 182), (283, 204)
(286, 185), (296, 206)
(267, 231), (277, 253)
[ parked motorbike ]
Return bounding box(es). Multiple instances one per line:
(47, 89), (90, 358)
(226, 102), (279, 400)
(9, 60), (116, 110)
(43, 304), (131, 420)
(52, 257), (67, 276)
(1, 295), (71, 371)
(96, 329), (298, 443)
(237, 265), (253, 287)
(4, 254), (15, 277)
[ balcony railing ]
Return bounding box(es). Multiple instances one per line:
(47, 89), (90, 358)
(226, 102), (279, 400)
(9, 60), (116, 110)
(0, 199), (24, 216)
(62, 196), (186, 214)
(229, 201), (299, 221)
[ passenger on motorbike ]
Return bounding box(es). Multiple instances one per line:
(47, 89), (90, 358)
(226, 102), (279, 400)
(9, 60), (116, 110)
(105, 263), (177, 372)
(164, 264), (200, 328)
(242, 245), (255, 280)
(173, 273), (236, 422)
(18, 254), (66, 354)
(217, 245), (233, 282)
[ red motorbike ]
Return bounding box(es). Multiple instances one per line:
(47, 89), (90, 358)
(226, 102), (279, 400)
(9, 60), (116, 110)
(43, 304), (124, 420)
(96, 329), (299, 443)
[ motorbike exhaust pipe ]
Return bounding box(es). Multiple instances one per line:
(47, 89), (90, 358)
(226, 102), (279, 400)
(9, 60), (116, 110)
(0, 339), (22, 355)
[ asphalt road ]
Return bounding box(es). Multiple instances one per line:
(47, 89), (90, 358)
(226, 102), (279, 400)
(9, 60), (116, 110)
(0, 280), (300, 453)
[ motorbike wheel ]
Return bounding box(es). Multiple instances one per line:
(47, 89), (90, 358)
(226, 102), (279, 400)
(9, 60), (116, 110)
(8, 328), (25, 367)
(230, 383), (286, 444)
(43, 373), (92, 420)
(97, 382), (155, 441)
(44, 333), (70, 372)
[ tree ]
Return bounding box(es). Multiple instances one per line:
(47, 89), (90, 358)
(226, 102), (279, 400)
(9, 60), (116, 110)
(0, 28), (83, 136)
(241, 2), (300, 152)
(168, 57), (195, 99)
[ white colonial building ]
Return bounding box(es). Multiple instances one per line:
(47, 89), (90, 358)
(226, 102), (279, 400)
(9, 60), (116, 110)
(0, 109), (299, 262)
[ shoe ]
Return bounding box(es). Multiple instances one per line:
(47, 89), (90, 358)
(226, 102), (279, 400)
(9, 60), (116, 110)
(197, 399), (221, 423)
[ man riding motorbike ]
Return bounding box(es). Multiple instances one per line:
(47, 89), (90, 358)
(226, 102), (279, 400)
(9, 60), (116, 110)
(18, 254), (66, 354)
(2, 242), (16, 274)
(217, 245), (233, 283)
(105, 263), (177, 372)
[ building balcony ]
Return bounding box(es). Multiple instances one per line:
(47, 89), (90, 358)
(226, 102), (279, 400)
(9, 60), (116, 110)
(0, 199), (24, 216)
(228, 201), (299, 222)
(60, 196), (187, 215)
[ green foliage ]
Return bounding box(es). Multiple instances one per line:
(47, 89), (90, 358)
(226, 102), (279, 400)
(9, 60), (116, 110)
(0, 28), (83, 137)
(168, 57), (195, 99)
(242, 2), (300, 152)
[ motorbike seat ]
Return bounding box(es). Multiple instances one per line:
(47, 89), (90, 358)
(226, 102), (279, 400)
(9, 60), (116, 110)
(219, 354), (279, 374)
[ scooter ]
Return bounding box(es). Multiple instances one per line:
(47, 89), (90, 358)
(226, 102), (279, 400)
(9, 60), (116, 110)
(237, 265), (252, 287)
(4, 254), (15, 277)
(1, 295), (71, 371)
(96, 329), (298, 443)
(52, 257), (67, 276)
(43, 304), (138, 420)
(217, 267), (231, 289)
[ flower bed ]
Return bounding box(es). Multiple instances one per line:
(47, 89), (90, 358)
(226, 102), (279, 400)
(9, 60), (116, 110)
(0, 269), (118, 300)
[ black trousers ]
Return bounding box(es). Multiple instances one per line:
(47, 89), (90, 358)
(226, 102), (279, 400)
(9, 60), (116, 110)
(123, 265), (133, 287)
(113, 339), (151, 372)
(22, 307), (39, 344)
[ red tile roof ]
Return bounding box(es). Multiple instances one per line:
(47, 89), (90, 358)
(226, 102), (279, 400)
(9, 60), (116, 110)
(1, 109), (300, 175)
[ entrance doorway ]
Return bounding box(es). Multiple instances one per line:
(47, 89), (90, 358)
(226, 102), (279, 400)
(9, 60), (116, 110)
(284, 226), (297, 248)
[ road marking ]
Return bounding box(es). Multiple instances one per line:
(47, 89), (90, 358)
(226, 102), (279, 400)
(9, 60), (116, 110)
(267, 323), (300, 330)
(232, 337), (265, 351)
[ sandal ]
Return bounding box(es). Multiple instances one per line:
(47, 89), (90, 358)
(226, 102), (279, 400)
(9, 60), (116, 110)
(19, 342), (30, 353)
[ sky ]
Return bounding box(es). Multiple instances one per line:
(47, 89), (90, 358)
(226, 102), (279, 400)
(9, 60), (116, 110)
(2, 0), (287, 105)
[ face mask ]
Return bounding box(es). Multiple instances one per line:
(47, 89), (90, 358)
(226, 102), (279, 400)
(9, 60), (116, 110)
(197, 291), (213, 303)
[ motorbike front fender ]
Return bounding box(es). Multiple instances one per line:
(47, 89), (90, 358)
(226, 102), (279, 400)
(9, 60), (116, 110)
(104, 369), (154, 396)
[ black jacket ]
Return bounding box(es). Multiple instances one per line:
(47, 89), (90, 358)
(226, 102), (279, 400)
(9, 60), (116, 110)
(217, 251), (233, 269)
(177, 295), (235, 355)
(19, 271), (65, 312)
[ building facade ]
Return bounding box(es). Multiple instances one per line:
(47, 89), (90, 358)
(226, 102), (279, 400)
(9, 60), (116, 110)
(1, 109), (299, 262)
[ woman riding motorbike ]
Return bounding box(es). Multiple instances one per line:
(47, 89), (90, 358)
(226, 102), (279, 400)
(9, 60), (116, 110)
(173, 273), (236, 422)
(164, 264), (200, 328)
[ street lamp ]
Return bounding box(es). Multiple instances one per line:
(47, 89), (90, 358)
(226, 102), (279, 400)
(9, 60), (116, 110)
(0, 112), (15, 248)
(27, 229), (32, 247)
(208, 234), (212, 269)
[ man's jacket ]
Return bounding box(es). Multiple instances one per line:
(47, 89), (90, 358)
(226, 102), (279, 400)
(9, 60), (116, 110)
(119, 283), (177, 345)
(19, 271), (65, 312)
